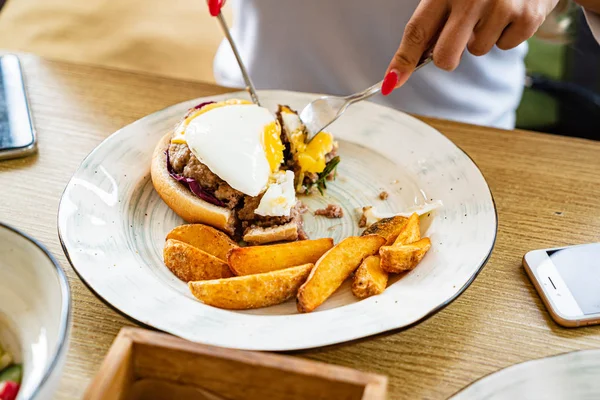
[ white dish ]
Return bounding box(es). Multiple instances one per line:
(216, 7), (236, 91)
(58, 90), (497, 351)
(0, 223), (71, 399)
(450, 349), (600, 400)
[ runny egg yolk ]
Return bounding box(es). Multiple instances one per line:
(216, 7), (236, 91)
(262, 120), (285, 173)
(292, 131), (334, 174)
(280, 106), (334, 174)
(171, 99), (253, 144)
(297, 132), (334, 173)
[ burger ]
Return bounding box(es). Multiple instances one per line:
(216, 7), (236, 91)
(151, 99), (339, 244)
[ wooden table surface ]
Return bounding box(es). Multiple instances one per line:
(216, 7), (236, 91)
(1, 55), (599, 400)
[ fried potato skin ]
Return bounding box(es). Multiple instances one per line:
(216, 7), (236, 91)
(188, 263), (314, 310)
(362, 216), (408, 245)
(164, 239), (233, 282)
(392, 213), (420, 246)
(355, 217), (409, 298)
(351, 255), (388, 299)
(379, 238), (432, 273)
(166, 224), (238, 261)
(297, 235), (386, 313)
(227, 238), (334, 276)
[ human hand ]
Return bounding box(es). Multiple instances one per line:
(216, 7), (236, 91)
(381, 0), (560, 95)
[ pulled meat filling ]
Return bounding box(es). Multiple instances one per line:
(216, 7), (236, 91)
(314, 204), (344, 218)
(169, 143), (243, 209)
(168, 142), (191, 172)
(325, 146), (338, 163)
(242, 201), (308, 240)
(239, 195), (302, 229)
(167, 142), (305, 238)
(276, 105), (294, 169)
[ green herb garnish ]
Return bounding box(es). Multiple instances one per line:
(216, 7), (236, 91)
(306, 156), (340, 195)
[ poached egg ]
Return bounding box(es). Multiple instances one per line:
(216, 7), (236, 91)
(172, 100), (295, 217)
(254, 170), (296, 217)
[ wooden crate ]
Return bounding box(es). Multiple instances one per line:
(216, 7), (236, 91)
(84, 328), (387, 400)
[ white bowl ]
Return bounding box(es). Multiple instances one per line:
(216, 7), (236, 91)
(0, 223), (71, 400)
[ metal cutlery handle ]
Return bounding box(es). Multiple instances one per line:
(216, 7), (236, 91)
(346, 54), (434, 105)
(209, 1), (261, 106)
(346, 81), (384, 104)
(300, 44), (436, 143)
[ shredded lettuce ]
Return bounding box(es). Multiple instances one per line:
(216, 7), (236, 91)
(305, 156), (340, 195)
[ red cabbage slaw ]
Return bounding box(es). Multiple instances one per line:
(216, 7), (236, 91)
(184, 101), (215, 118)
(166, 150), (226, 207)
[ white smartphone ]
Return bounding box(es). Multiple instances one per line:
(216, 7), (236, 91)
(523, 243), (600, 327)
(0, 54), (37, 160)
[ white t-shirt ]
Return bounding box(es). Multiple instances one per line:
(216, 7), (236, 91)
(214, 0), (529, 129)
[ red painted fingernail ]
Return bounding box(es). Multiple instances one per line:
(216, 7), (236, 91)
(208, 0), (224, 16)
(381, 70), (399, 96)
(0, 382), (20, 400)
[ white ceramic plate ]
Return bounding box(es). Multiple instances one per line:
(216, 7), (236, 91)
(450, 349), (600, 400)
(58, 90), (497, 351)
(0, 223), (71, 400)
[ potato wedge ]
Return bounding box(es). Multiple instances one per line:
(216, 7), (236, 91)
(189, 263), (314, 310)
(362, 216), (408, 245)
(297, 235), (386, 313)
(227, 238), (334, 276)
(351, 255), (388, 299)
(392, 213), (420, 246)
(379, 237), (432, 273)
(166, 224), (238, 261)
(164, 239), (233, 282)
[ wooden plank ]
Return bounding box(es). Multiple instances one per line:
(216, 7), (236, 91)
(82, 330), (134, 400)
(87, 328), (385, 400)
(127, 379), (227, 400)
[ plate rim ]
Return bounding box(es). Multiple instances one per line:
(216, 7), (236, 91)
(449, 348), (600, 399)
(57, 89), (498, 350)
(0, 222), (72, 398)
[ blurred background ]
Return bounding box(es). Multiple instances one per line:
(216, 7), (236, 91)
(0, 0), (597, 137)
(0, 0), (227, 83)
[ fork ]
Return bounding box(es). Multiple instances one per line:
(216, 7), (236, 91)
(300, 54), (433, 142)
(208, 0), (261, 106)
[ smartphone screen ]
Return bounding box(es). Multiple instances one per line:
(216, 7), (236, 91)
(0, 54), (36, 159)
(547, 243), (600, 315)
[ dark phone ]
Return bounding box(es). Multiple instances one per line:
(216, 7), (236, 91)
(0, 54), (36, 160)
